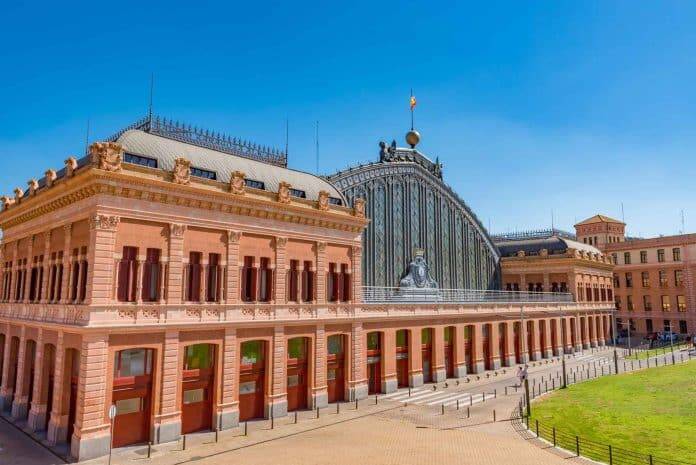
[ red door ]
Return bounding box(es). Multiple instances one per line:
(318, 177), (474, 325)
(464, 336), (472, 373)
(327, 335), (345, 403)
(367, 333), (381, 395)
(112, 380), (152, 447)
(287, 359), (308, 411)
(421, 345), (432, 383)
(482, 337), (491, 370)
(444, 344), (454, 378)
(181, 370), (214, 434)
(498, 326), (506, 366)
(239, 342), (265, 421)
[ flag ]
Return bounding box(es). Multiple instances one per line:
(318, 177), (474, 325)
(410, 95), (417, 110)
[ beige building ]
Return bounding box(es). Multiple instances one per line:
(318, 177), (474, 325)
(575, 215), (696, 337)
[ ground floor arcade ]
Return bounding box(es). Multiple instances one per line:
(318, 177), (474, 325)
(0, 311), (611, 461)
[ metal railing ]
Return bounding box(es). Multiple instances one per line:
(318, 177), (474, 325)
(362, 286), (574, 304)
(512, 350), (696, 465)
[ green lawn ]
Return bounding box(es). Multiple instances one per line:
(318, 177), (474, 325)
(529, 360), (696, 463)
(625, 342), (690, 360)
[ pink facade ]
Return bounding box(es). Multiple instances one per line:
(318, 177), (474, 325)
(0, 137), (613, 461)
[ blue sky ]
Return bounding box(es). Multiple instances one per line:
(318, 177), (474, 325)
(1, 1), (695, 237)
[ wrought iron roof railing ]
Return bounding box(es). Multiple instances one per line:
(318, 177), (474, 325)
(362, 286), (575, 304)
(491, 228), (577, 242)
(104, 115), (288, 167)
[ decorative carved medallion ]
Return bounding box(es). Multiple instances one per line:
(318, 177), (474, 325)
(353, 198), (366, 218)
(90, 214), (120, 231)
(277, 181), (291, 204)
(276, 236), (288, 248)
(317, 190), (330, 211)
(45, 169), (57, 187)
(317, 241), (326, 252)
(27, 179), (39, 196)
(230, 171), (246, 195)
(89, 141), (123, 172)
(228, 230), (242, 243)
(170, 224), (187, 238)
(172, 158), (191, 185)
(65, 157), (78, 177)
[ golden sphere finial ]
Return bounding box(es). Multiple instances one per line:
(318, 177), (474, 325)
(406, 130), (420, 148)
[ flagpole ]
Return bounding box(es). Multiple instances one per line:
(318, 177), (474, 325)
(410, 88), (414, 130)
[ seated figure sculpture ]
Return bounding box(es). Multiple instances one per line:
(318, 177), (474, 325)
(400, 249), (438, 289)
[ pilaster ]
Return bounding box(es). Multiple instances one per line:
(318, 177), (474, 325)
(432, 326), (447, 381)
(268, 326), (287, 418)
(47, 331), (65, 445)
(381, 329), (397, 393)
(218, 328), (239, 429)
(85, 215), (119, 305)
(27, 329), (47, 431)
(349, 322), (367, 401)
(472, 323), (485, 373)
(351, 246), (362, 303)
(225, 231), (241, 304)
(453, 324), (467, 377)
(0, 324), (13, 410)
(155, 330), (180, 444)
(274, 237), (287, 305)
(489, 322), (502, 369)
(70, 333), (110, 461)
(316, 242), (326, 302)
(167, 224), (186, 304)
(11, 326), (28, 419)
(312, 324), (328, 408)
(60, 224), (72, 303)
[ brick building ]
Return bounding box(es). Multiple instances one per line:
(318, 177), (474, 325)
(0, 117), (612, 461)
(575, 215), (696, 337)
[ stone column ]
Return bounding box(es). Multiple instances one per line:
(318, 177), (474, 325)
(85, 215), (119, 305)
(489, 323), (501, 370)
(381, 329), (397, 393)
(582, 315), (591, 349)
(432, 326), (447, 381)
(541, 320), (553, 358)
(473, 323), (485, 373)
(27, 329), (47, 431)
(155, 330), (180, 444)
(316, 242), (326, 302)
(351, 246), (362, 303)
(167, 224), (186, 304)
(134, 258), (144, 304)
(10, 244), (18, 303)
(225, 231), (241, 304)
(40, 233), (51, 303)
(529, 320), (541, 361)
(408, 328), (424, 386)
(11, 326), (28, 419)
(597, 314), (606, 346)
(60, 225), (72, 303)
(551, 319), (563, 356)
(0, 324), (13, 410)
(589, 315), (598, 348)
(218, 328), (239, 429)
(268, 326), (287, 418)
(200, 261), (208, 303)
(574, 315), (583, 352)
(70, 333), (110, 461)
(348, 322), (367, 401)
(453, 324), (468, 377)
(23, 236), (34, 303)
(47, 332), (65, 445)
(274, 237), (287, 305)
(504, 322), (516, 366)
(519, 274), (526, 293)
(312, 324), (328, 408)
(542, 273), (550, 293)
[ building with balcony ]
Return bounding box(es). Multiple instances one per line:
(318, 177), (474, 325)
(578, 215), (696, 337)
(0, 117), (612, 461)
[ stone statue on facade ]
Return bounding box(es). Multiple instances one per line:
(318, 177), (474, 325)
(399, 249), (438, 289)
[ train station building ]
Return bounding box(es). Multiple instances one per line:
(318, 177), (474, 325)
(0, 117), (613, 461)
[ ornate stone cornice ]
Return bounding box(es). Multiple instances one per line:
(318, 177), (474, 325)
(0, 166), (367, 234)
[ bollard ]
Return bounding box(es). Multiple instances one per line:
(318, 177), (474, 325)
(649, 454), (654, 464)
(483, 392), (486, 402)
(337, 402), (340, 414)
(609, 445), (613, 465)
(271, 411), (275, 429)
(467, 406), (470, 418)
(375, 395), (378, 405)
(470, 394), (473, 406)
(552, 427), (556, 446)
(316, 407), (320, 419)
(295, 411), (298, 424)
(244, 421), (248, 436)
(215, 428), (219, 443)
(408, 387), (411, 397)
(576, 436), (580, 456)
(535, 419), (539, 437)
(505, 386), (508, 396)
(494, 388), (497, 398)
(493, 410), (496, 422)
(148, 442), (152, 458)
(183, 434), (187, 451)
(456, 399), (460, 410)
(355, 399), (358, 410)
(441, 404), (445, 415)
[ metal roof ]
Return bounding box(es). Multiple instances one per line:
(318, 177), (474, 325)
(496, 235), (601, 257)
(117, 129), (344, 202)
